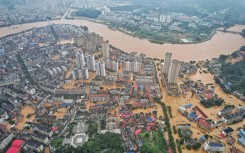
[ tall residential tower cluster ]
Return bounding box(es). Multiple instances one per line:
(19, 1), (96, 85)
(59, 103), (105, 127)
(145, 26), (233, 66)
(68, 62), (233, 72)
(162, 52), (181, 84)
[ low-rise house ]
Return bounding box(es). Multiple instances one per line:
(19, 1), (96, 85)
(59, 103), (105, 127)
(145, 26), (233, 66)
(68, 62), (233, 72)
(226, 136), (236, 145)
(198, 118), (211, 131)
(31, 132), (49, 144)
(89, 94), (110, 102)
(177, 124), (191, 130)
(0, 108), (9, 124)
(229, 146), (244, 153)
(204, 142), (226, 152)
(0, 133), (14, 150)
(24, 140), (44, 152)
(222, 127), (234, 136)
(222, 109), (245, 124)
(30, 123), (53, 137)
(180, 129), (193, 138)
(184, 138), (198, 146)
(36, 114), (57, 124)
(217, 105), (235, 117)
(198, 135), (207, 144)
(238, 129), (245, 147)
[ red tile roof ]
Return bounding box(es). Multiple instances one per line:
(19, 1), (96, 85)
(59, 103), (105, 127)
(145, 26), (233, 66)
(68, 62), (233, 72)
(135, 129), (142, 136)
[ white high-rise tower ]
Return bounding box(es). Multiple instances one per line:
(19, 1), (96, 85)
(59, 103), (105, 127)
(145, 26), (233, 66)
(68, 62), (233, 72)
(162, 52), (172, 74)
(102, 41), (110, 60)
(76, 52), (85, 68)
(168, 60), (181, 83)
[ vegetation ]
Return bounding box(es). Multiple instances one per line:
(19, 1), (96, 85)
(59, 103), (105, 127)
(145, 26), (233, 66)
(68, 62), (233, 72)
(66, 122), (76, 137)
(158, 102), (177, 153)
(76, 9), (101, 18)
(192, 142), (201, 150)
(8, 120), (15, 125)
(173, 125), (177, 134)
(86, 121), (98, 138)
(55, 132), (124, 153)
(217, 47), (245, 95)
(52, 138), (64, 148)
(176, 139), (182, 153)
(167, 106), (173, 118)
(139, 129), (168, 153)
(201, 97), (224, 108)
(178, 129), (183, 138)
(26, 114), (32, 119)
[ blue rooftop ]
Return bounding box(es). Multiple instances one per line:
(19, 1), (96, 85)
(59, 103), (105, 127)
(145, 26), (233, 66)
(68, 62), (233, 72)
(208, 142), (224, 147)
(184, 104), (193, 108)
(239, 129), (245, 137)
(61, 102), (73, 107)
(147, 118), (152, 122)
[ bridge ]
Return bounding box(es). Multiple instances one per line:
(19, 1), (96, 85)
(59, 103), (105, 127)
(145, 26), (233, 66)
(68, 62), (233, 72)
(217, 29), (243, 35)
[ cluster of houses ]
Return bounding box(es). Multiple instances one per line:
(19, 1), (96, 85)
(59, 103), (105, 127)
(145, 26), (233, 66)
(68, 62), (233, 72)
(1, 0), (69, 25)
(119, 105), (160, 151)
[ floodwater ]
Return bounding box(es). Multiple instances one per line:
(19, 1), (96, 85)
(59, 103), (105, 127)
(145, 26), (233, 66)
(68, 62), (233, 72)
(0, 19), (244, 61)
(16, 105), (36, 130)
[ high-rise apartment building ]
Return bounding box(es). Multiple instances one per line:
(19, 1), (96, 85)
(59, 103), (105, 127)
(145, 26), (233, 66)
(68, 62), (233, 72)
(168, 59), (181, 83)
(78, 68), (89, 80)
(125, 60), (142, 73)
(162, 52), (172, 74)
(105, 59), (119, 72)
(76, 52), (85, 68)
(96, 62), (106, 77)
(102, 41), (110, 60)
(85, 54), (96, 71)
(72, 68), (89, 80)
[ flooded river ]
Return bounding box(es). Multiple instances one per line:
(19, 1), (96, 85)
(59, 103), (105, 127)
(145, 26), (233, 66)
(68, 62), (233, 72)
(0, 19), (245, 61)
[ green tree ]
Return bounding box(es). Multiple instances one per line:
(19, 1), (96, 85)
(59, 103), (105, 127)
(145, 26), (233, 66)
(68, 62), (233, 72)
(193, 142), (201, 149)
(186, 144), (192, 150)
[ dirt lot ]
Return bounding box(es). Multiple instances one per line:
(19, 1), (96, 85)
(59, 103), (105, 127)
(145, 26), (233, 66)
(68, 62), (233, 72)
(16, 105), (36, 130)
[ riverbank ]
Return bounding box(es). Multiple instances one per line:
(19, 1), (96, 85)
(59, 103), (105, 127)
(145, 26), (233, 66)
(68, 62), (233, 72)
(0, 18), (245, 61)
(80, 17), (236, 45)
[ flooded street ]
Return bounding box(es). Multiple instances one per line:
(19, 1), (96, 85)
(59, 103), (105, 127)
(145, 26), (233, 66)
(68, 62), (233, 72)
(0, 19), (244, 61)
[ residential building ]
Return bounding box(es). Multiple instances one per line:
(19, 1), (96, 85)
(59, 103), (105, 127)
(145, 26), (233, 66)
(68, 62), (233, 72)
(96, 62), (106, 77)
(89, 94), (110, 102)
(198, 118), (211, 131)
(85, 54), (96, 71)
(30, 123), (53, 137)
(24, 140), (44, 152)
(102, 41), (110, 60)
(105, 59), (119, 72)
(162, 52), (172, 74)
(31, 132), (49, 144)
(135, 76), (154, 85)
(125, 60), (142, 73)
(77, 68), (89, 80)
(238, 129), (245, 147)
(76, 52), (85, 68)
(168, 59), (181, 83)
(222, 109), (245, 124)
(222, 127), (234, 136)
(0, 133), (14, 150)
(217, 105), (235, 117)
(204, 142), (226, 152)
